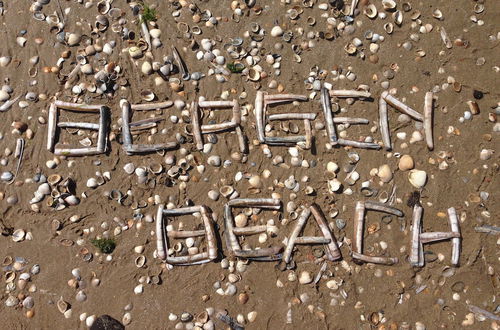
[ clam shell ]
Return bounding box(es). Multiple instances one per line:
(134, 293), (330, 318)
(97, 0), (110, 14)
(47, 174), (62, 185)
(5, 295), (19, 307)
(57, 297), (69, 313)
(363, 4), (378, 18)
(135, 255), (146, 268)
(408, 169), (427, 188)
(141, 90), (155, 102)
(12, 229), (26, 242)
(75, 290), (87, 302)
(22, 296), (34, 309)
(382, 0), (396, 11)
(220, 185), (234, 197)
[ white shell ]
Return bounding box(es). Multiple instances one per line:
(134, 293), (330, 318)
(377, 164), (393, 183)
(0, 56), (12, 67)
(150, 29), (161, 39)
(408, 169), (427, 188)
(85, 315), (96, 327)
(75, 290), (87, 302)
(123, 163), (135, 174)
(67, 33), (82, 47)
(17, 37), (27, 47)
(86, 178), (98, 188)
(141, 61), (153, 75)
(299, 271), (313, 284)
(12, 229), (26, 242)
(234, 213), (248, 227)
(270, 26), (284, 37)
(247, 311), (258, 323)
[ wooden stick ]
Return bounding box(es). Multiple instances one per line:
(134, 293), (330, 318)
(409, 205), (423, 267)
(234, 246), (282, 259)
(166, 252), (210, 265)
(330, 90), (371, 98)
(123, 142), (177, 154)
(423, 92), (434, 150)
(447, 207), (461, 266)
(474, 225), (500, 234)
(310, 204), (341, 260)
(198, 100), (234, 108)
(336, 138), (381, 150)
(263, 94), (307, 103)
(167, 230), (206, 238)
(420, 231), (461, 243)
(47, 103), (58, 151)
(54, 100), (101, 112)
(378, 96), (391, 150)
(351, 252), (398, 265)
(228, 198), (281, 209)
(235, 125), (247, 154)
(283, 208), (311, 263)
(0, 95), (20, 112)
(129, 117), (164, 127)
(54, 147), (102, 156)
(365, 201), (404, 217)
(57, 122), (100, 130)
(294, 236), (331, 244)
(268, 113), (317, 121)
(321, 87), (337, 144)
(96, 106), (109, 152)
(121, 99), (133, 148)
(265, 136), (306, 145)
(200, 206), (217, 261)
(224, 204), (242, 253)
(255, 91), (265, 142)
(130, 101), (173, 111)
(156, 204), (167, 260)
(333, 117), (369, 124)
(162, 206), (202, 215)
(232, 226), (267, 236)
(190, 101), (204, 150)
(304, 119), (313, 149)
(353, 201), (365, 254)
(382, 91), (424, 122)
(200, 121), (237, 133)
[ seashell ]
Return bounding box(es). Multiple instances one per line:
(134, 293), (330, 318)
(135, 255), (146, 268)
(247, 311), (257, 323)
(220, 185), (234, 198)
(1, 171), (13, 181)
(247, 68), (261, 81)
(5, 271), (16, 283)
(150, 29), (161, 39)
(234, 213), (248, 228)
(328, 179), (342, 193)
(432, 9), (443, 20)
(47, 174), (62, 185)
(135, 167), (147, 177)
(377, 164), (393, 183)
(398, 155), (414, 171)
(12, 229), (26, 242)
(75, 290), (87, 302)
(140, 90), (155, 102)
(129, 46), (143, 59)
(122, 312), (132, 325)
(22, 296), (34, 309)
(64, 195), (80, 206)
(0, 56), (12, 67)
(479, 149), (493, 160)
(71, 268), (81, 279)
(384, 23), (394, 34)
(31, 264), (40, 275)
(344, 43), (357, 55)
(402, 2), (412, 12)
(271, 25), (284, 37)
(67, 33), (82, 47)
(96, 15), (109, 32)
(17, 37), (27, 47)
(196, 311), (209, 324)
(86, 178), (98, 189)
(108, 8), (123, 19)
(364, 4), (377, 19)
(57, 297), (69, 313)
(5, 295), (19, 307)
(86, 315), (96, 327)
(408, 169), (427, 189)
(123, 163), (135, 174)
(393, 10), (403, 26)
(382, 0), (397, 11)
(97, 0), (111, 15)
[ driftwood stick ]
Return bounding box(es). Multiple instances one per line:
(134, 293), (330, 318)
(382, 91), (424, 122)
(130, 101), (173, 111)
(424, 92), (434, 150)
(264, 94), (307, 103)
(474, 225), (500, 234)
(200, 121), (237, 133)
(379, 97), (391, 150)
(447, 207), (461, 266)
(268, 113), (317, 121)
(467, 305), (500, 322)
(265, 136), (306, 145)
(123, 142), (177, 154)
(54, 100), (101, 112)
(166, 252), (210, 265)
(129, 117), (164, 127)
(330, 90), (371, 98)
(0, 95), (20, 112)
(190, 101), (204, 150)
(156, 204), (167, 260)
(57, 122), (100, 130)
(283, 208), (311, 263)
(410, 205), (423, 267)
(365, 201), (404, 217)
(321, 87), (338, 144)
(353, 201), (365, 254)
(351, 252), (399, 265)
(172, 46), (189, 80)
(235, 125), (247, 154)
(255, 91), (265, 142)
(336, 138), (381, 150)
(47, 103), (58, 151)
(234, 246), (282, 259)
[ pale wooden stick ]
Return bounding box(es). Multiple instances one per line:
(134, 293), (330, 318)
(382, 91), (424, 122)
(310, 204), (341, 260)
(351, 252), (398, 265)
(130, 101), (173, 111)
(190, 101), (204, 150)
(321, 87), (337, 144)
(54, 100), (101, 112)
(130, 123), (158, 131)
(172, 46), (189, 80)
(409, 205), (423, 267)
(447, 207), (461, 266)
(330, 90), (371, 98)
(336, 138), (381, 150)
(57, 122), (100, 130)
(294, 237), (331, 244)
(333, 117), (369, 124)
(156, 204), (167, 260)
(228, 198), (281, 209)
(365, 201), (404, 217)
(123, 142), (177, 154)
(129, 117), (164, 127)
(353, 201), (365, 254)
(255, 91), (265, 142)
(47, 103), (58, 151)
(420, 232), (460, 243)
(424, 92), (434, 150)
(264, 94), (307, 103)
(378, 97), (391, 150)
(268, 113), (317, 121)
(283, 208), (311, 263)
(54, 147), (102, 156)
(199, 100), (234, 108)
(167, 230), (206, 238)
